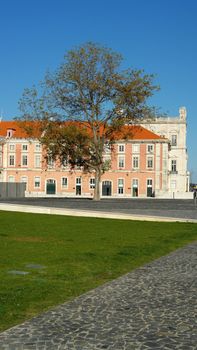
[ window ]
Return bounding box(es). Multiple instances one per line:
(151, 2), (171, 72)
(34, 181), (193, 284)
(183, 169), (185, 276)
(22, 154), (28, 166)
(21, 176), (27, 183)
(133, 156), (139, 169)
(132, 144), (140, 153)
(21, 176), (28, 190)
(147, 156), (153, 169)
(132, 179), (138, 197)
(7, 129), (13, 137)
(8, 175), (15, 182)
(34, 176), (41, 188)
(35, 155), (41, 168)
(118, 156), (125, 168)
(9, 144), (15, 151)
(62, 158), (69, 167)
(76, 177), (81, 185)
(104, 142), (111, 153)
(171, 135), (177, 146)
(171, 180), (176, 189)
(89, 178), (95, 189)
(118, 179), (124, 194)
(9, 154), (15, 166)
(22, 144), (28, 151)
(171, 160), (177, 173)
(147, 179), (153, 186)
(48, 155), (54, 168)
(118, 144), (125, 153)
(133, 179), (138, 187)
(147, 144), (154, 153)
(62, 177), (68, 188)
(35, 143), (41, 152)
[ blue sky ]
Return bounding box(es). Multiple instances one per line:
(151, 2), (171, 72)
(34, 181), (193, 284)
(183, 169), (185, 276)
(0, 0), (197, 181)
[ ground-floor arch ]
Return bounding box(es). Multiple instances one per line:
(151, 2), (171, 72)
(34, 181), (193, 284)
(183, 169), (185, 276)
(46, 179), (56, 195)
(102, 180), (112, 196)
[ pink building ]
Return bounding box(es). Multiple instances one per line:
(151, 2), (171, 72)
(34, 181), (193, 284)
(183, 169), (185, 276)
(0, 121), (169, 198)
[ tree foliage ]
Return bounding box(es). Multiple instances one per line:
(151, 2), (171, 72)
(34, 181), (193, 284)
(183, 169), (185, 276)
(18, 42), (159, 200)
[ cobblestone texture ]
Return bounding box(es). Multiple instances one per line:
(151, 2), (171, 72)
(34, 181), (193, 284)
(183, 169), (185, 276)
(0, 243), (196, 350)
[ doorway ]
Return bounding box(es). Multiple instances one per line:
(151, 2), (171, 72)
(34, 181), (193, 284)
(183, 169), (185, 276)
(76, 177), (81, 195)
(46, 179), (56, 195)
(132, 179), (138, 197)
(147, 179), (153, 197)
(102, 181), (112, 196)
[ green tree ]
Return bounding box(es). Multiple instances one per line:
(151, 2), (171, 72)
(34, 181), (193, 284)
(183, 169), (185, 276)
(18, 42), (159, 200)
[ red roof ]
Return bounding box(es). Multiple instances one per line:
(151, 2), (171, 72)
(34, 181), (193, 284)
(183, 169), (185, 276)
(0, 120), (166, 141)
(111, 125), (165, 140)
(0, 121), (41, 138)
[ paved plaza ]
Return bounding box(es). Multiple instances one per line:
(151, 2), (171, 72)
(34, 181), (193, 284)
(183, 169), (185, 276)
(0, 242), (196, 350)
(0, 198), (197, 221)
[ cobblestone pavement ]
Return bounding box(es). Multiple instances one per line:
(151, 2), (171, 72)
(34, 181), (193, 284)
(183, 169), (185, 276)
(0, 198), (197, 220)
(0, 243), (196, 350)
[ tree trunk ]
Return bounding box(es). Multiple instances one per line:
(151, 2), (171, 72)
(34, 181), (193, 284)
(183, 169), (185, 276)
(93, 168), (101, 201)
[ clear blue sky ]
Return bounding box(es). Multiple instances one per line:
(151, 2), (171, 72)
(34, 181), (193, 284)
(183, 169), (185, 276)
(0, 0), (197, 181)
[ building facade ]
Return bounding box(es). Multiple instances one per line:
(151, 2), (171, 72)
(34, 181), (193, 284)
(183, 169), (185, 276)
(140, 107), (190, 198)
(0, 109), (192, 199)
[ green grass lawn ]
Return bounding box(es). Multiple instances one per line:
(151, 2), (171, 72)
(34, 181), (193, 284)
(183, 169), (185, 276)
(0, 210), (196, 331)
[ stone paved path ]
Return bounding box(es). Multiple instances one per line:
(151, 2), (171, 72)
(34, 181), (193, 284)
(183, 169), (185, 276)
(1, 198), (197, 221)
(0, 243), (196, 350)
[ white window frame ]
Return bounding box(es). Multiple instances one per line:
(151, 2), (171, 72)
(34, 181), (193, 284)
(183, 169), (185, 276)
(104, 142), (111, 153)
(35, 143), (41, 152)
(22, 144), (28, 151)
(147, 144), (154, 153)
(76, 177), (81, 185)
(22, 154), (28, 166)
(21, 176), (28, 190)
(171, 135), (177, 146)
(61, 177), (68, 189)
(118, 144), (125, 153)
(9, 154), (15, 166)
(35, 154), (41, 168)
(48, 155), (54, 168)
(118, 178), (124, 194)
(132, 144), (140, 153)
(8, 175), (15, 182)
(21, 176), (28, 183)
(132, 178), (139, 197)
(118, 156), (125, 169)
(171, 180), (176, 189)
(89, 178), (95, 189)
(7, 130), (13, 138)
(171, 160), (177, 172)
(9, 144), (15, 152)
(147, 178), (153, 187)
(34, 176), (41, 188)
(132, 178), (139, 187)
(147, 156), (154, 169)
(132, 155), (139, 169)
(62, 158), (69, 168)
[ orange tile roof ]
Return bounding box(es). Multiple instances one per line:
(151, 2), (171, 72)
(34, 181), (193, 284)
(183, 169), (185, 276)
(111, 125), (165, 140)
(0, 120), (166, 141)
(0, 121), (41, 138)
(0, 121), (26, 138)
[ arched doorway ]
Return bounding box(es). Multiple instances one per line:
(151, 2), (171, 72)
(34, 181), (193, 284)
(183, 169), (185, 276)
(102, 181), (112, 196)
(46, 179), (56, 195)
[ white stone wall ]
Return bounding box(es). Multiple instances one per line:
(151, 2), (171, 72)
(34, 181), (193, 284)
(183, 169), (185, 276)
(141, 107), (190, 197)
